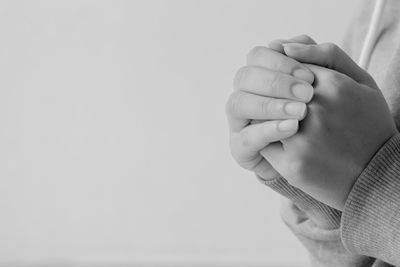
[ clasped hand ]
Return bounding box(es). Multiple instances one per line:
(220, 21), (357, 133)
(226, 35), (397, 211)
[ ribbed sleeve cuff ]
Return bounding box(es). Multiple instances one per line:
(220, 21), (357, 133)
(341, 133), (400, 266)
(257, 175), (342, 229)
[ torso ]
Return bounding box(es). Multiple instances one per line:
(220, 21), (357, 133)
(344, 0), (400, 128)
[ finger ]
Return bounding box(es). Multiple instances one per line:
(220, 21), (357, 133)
(282, 42), (378, 87)
(267, 34), (317, 53)
(254, 159), (280, 181)
(259, 141), (286, 171)
(246, 47), (314, 84)
(226, 91), (307, 132)
(250, 119), (264, 125)
(234, 119), (299, 154)
(305, 63), (360, 91)
(234, 66), (314, 102)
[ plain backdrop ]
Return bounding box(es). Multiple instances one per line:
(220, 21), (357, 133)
(0, 0), (361, 266)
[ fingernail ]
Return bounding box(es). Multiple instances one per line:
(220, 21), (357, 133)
(282, 43), (306, 52)
(293, 68), (314, 84)
(267, 41), (284, 52)
(292, 83), (314, 102)
(284, 102), (306, 118)
(278, 119), (298, 132)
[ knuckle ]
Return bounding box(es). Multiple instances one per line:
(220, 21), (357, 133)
(239, 128), (251, 148)
(259, 98), (283, 116)
(269, 73), (284, 94)
(247, 46), (267, 62)
(326, 72), (349, 93)
(233, 66), (249, 90)
(259, 98), (272, 115)
(308, 103), (328, 129)
(322, 42), (339, 57)
(324, 71), (340, 83)
(308, 101), (322, 115)
(335, 75), (349, 90)
(322, 70), (343, 86)
(226, 91), (243, 115)
(229, 136), (259, 170)
(297, 34), (313, 43)
(271, 57), (286, 73)
(267, 39), (286, 51)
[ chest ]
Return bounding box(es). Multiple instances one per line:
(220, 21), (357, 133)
(367, 26), (400, 128)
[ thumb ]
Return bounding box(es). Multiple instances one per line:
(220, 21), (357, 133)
(282, 43), (377, 88)
(267, 34), (317, 53)
(259, 142), (286, 175)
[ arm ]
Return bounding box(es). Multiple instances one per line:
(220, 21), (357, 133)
(226, 34), (375, 266)
(341, 133), (400, 266)
(259, 175), (375, 267)
(260, 35), (376, 266)
(265, 40), (400, 266)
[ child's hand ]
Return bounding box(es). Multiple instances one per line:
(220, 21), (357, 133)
(260, 42), (398, 210)
(226, 45), (314, 181)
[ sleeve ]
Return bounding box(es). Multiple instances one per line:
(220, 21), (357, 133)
(341, 133), (400, 266)
(258, 176), (341, 229)
(257, 176), (375, 266)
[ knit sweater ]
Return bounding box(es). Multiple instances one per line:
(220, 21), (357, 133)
(259, 0), (400, 266)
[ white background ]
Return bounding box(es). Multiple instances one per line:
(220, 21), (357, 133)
(0, 0), (360, 266)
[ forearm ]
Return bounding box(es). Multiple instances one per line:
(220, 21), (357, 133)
(258, 176), (373, 266)
(258, 175), (341, 229)
(267, 133), (400, 266)
(341, 133), (400, 266)
(281, 198), (375, 267)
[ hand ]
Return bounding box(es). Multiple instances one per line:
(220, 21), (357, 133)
(261, 42), (398, 210)
(226, 36), (315, 181)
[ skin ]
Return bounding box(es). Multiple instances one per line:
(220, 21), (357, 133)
(226, 35), (316, 182)
(226, 35), (398, 211)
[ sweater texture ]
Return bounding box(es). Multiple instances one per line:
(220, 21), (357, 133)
(259, 0), (400, 266)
